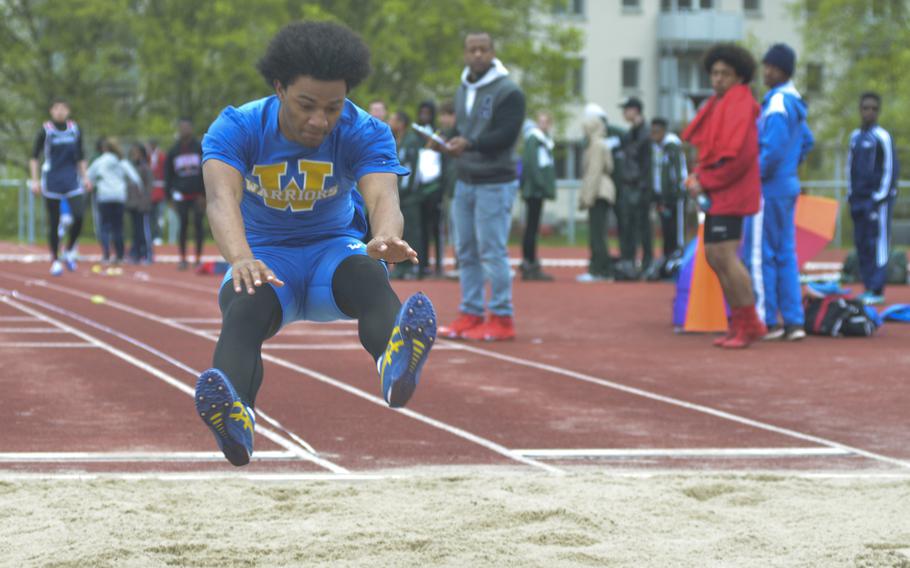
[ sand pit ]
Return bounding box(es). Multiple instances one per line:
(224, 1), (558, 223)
(2, 468), (909, 567)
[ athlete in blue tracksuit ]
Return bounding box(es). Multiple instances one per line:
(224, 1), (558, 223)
(743, 44), (814, 338)
(848, 92), (899, 304)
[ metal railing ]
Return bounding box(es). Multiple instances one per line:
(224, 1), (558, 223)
(2, 178), (179, 245)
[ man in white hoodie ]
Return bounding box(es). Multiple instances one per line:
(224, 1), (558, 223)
(438, 32), (526, 342)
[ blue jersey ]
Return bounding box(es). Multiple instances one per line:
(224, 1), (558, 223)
(35, 120), (84, 197)
(202, 96), (407, 247)
(848, 125), (898, 203)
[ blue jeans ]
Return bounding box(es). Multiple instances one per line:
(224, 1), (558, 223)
(452, 180), (518, 317)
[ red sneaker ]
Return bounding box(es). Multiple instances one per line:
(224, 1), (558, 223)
(462, 315), (516, 342)
(713, 313), (737, 347)
(438, 313), (484, 339)
(721, 306), (766, 349)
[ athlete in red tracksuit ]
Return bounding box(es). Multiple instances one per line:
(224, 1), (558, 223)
(682, 44), (766, 349)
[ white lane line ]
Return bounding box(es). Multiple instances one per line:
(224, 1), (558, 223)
(0, 342), (96, 349)
(447, 341), (910, 470)
(0, 295), (347, 474)
(0, 472), (388, 482)
(262, 343), (460, 351)
(10, 279), (562, 474)
(168, 317), (222, 324)
(0, 316), (38, 322)
(200, 328), (357, 337)
(0, 451), (297, 462)
(5, 291), (327, 463)
(0, 327), (67, 333)
(513, 447), (853, 459)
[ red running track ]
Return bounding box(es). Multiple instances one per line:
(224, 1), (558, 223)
(0, 246), (908, 477)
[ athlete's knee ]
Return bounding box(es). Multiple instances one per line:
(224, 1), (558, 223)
(219, 286), (281, 337)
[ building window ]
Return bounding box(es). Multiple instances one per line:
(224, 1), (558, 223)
(553, 0), (585, 16)
(662, 0), (713, 9)
(743, 0), (761, 14)
(806, 63), (823, 93)
(622, 0), (641, 12)
(700, 0), (714, 7)
(622, 59), (640, 90)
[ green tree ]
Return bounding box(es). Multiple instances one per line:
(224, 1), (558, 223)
(796, 0), (909, 161)
(0, 0), (137, 165)
(0, 0), (582, 167)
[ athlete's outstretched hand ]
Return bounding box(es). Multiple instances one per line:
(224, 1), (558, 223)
(367, 236), (418, 264)
(231, 257), (285, 295)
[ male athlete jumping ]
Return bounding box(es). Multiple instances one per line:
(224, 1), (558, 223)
(196, 21), (436, 466)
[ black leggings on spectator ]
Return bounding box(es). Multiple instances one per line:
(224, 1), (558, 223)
(213, 255), (401, 407)
(522, 197), (543, 264)
(44, 195), (85, 260)
(176, 199), (205, 261)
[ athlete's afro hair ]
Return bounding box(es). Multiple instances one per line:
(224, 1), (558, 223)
(257, 21), (371, 91)
(703, 43), (757, 84)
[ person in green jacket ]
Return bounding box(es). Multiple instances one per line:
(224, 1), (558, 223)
(389, 110), (423, 280)
(520, 112), (557, 281)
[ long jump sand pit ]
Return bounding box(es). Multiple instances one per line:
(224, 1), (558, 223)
(2, 468), (909, 567)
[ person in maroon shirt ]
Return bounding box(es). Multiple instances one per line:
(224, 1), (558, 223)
(682, 44), (766, 349)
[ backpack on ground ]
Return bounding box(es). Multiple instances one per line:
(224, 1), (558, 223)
(803, 294), (878, 337)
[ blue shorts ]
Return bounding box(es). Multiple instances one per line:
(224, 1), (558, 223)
(220, 236), (381, 326)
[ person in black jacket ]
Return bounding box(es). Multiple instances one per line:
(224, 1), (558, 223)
(166, 117), (206, 269)
(617, 97), (653, 279)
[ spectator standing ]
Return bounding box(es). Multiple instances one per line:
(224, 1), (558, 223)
(650, 117), (688, 261)
(617, 97), (653, 278)
(389, 110), (423, 280)
(520, 111), (557, 281)
(848, 92), (899, 305)
(88, 138), (136, 265)
(438, 32), (525, 341)
(681, 44), (766, 349)
(166, 118), (206, 269)
(438, 101), (460, 279)
(577, 114), (617, 282)
(744, 43), (815, 340)
(125, 144), (154, 263)
(148, 139), (168, 246)
(415, 100), (445, 278)
(28, 98), (92, 276)
(368, 100), (388, 122)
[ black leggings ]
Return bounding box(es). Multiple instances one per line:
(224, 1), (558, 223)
(213, 255), (401, 407)
(522, 197), (544, 264)
(419, 188), (443, 273)
(176, 199), (205, 261)
(44, 195), (85, 260)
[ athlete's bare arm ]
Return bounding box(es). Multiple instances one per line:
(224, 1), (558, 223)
(203, 158), (284, 295)
(358, 172), (418, 264)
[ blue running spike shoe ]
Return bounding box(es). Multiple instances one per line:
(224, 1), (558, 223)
(379, 292), (437, 408)
(195, 368), (255, 466)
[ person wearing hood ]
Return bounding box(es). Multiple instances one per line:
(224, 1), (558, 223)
(438, 32), (526, 341)
(650, 117), (687, 263)
(415, 100), (445, 278)
(577, 114), (616, 282)
(520, 111), (556, 281)
(742, 43), (815, 341)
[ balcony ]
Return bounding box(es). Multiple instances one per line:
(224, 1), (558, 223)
(657, 11), (743, 47)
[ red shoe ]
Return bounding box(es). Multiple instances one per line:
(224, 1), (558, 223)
(721, 306), (766, 349)
(462, 315), (516, 342)
(438, 313), (484, 339)
(713, 313), (738, 347)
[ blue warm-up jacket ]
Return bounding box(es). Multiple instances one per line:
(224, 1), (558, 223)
(848, 125), (898, 204)
(759, 81), (814, 197)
